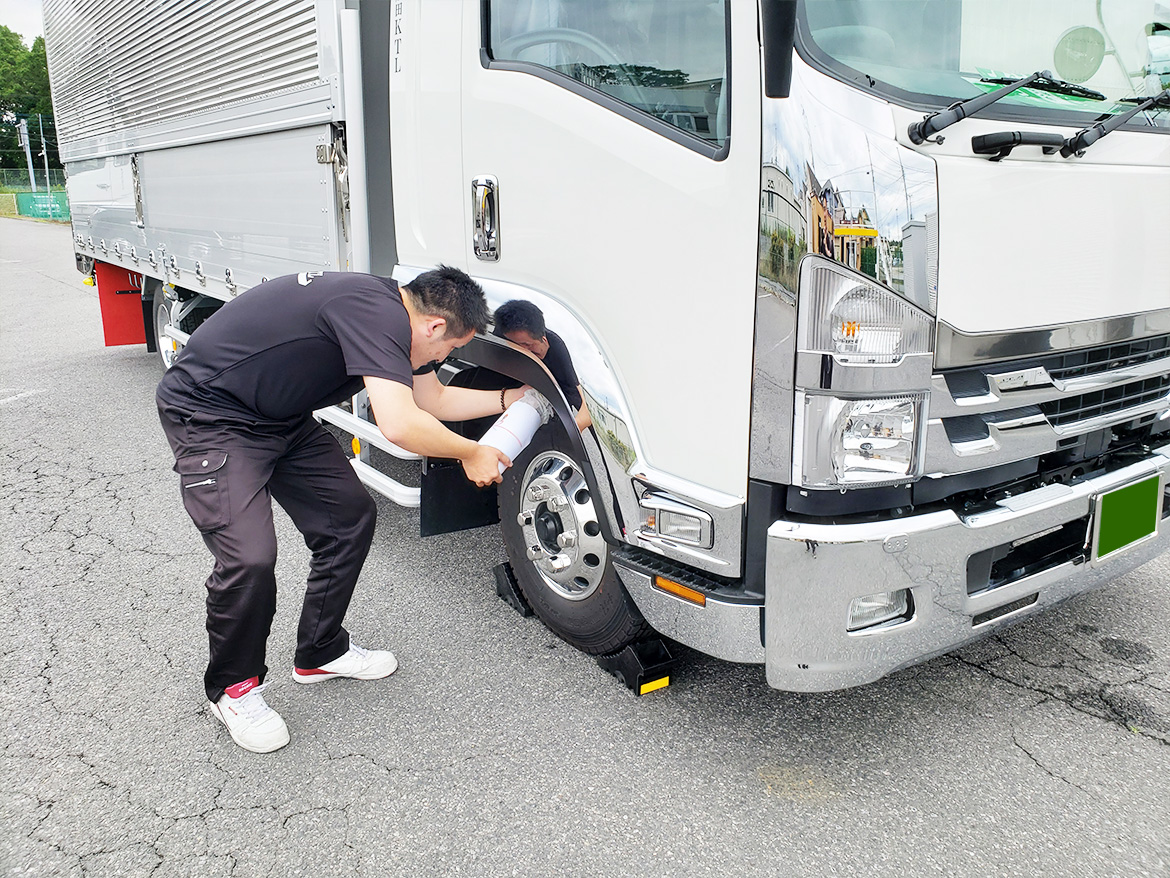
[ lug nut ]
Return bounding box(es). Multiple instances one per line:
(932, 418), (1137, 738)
(549, 554), (571, 571)
(526, 545), (543, 560)
(557, 532), (576, 548)
(548, 494), (569, 512)
(517, 511), (534, 526)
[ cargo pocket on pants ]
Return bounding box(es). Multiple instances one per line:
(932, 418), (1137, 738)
(177, 451), (230, 533)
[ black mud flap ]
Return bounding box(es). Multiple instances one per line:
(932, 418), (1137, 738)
(419, 363), (517, 538)
(419, 457), (500, 537)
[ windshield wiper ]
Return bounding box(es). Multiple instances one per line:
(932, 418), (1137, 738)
(908, 70), (1104, 145)
(978, 76), (1105, 101)
(1062, 87), (1170, 156)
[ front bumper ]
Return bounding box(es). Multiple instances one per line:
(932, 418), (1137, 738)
(764, 444), (1170, 691)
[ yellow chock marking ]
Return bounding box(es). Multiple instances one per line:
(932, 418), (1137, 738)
(351, 437), (362, 456)
(83, 276), (95, 286)
(639, 676), (669, 695)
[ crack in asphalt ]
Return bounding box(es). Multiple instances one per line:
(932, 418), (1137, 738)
(956, 634), (1169, 746)
(1010, 730), (1091, 794)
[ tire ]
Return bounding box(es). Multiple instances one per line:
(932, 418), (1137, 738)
(153, 291), (219, 369)
(498, 427), (649, 655)
(152, 292), (180, 369)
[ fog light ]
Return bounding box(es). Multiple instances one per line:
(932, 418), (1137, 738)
(639, 494), (713, 548)
(847, 589), (912, 632)
(658, 509), (703, 542)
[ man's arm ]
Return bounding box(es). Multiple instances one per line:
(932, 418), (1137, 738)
(410, 370), (528, 421)
(574, 387), (592, 432)
(364, 376), (510, 485)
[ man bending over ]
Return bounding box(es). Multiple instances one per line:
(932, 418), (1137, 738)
(157, 266), (525, 753)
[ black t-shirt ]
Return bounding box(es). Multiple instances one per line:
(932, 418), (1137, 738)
(544, 330), (582, 410)
(156, 272), (414, 423)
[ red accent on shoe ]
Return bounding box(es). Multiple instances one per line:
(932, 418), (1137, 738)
(225, 677), (259, 699)
(293, 667), (334, 678)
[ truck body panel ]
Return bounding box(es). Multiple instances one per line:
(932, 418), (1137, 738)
(42, 0), (1170, 692)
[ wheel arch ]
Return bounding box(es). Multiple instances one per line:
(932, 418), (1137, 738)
(426, 333), (623, 545)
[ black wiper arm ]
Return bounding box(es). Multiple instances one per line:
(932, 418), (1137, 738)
(909, 70), (1103, 145)
(979, 76), (1106, 101)
(1061, 87), (1170, 157)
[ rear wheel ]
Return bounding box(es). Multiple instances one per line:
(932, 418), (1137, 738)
(499, 429), (649, 655)
(152, 290), (220, 369)
(152, 292), (180, 368)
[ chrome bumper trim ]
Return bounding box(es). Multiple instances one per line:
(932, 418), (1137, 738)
(614, 564), (765, 664)
(764, 445), (1170, 692)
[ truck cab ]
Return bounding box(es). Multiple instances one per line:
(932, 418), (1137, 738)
(45, 0), (1170, 691)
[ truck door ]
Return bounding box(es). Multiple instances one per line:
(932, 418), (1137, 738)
(459, 0), (761, 498)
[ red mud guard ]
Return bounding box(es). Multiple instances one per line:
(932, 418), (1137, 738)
(94, 262), (146, 346)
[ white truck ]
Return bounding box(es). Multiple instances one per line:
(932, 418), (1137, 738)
(43, 0), (1170, 691)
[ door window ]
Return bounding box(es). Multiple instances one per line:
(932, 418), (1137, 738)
(487, 0), (731, 149)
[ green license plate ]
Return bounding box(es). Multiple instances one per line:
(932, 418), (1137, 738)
(1093, 476), (1163, 563)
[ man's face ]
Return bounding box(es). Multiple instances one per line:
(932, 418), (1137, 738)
(504, 329), (549, 360)
(412, 320), (475, 367)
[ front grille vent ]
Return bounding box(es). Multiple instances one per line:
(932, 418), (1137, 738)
(1040, 375), (1170, 427)
(1048, 335), (1170, 382)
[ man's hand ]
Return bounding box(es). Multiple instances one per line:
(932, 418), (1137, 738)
(461, 444), (511, 486)
(502, 385), (531, 409)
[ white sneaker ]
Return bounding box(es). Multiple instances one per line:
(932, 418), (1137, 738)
(292, 640), (398, 684)
(209, 678), (290, 753)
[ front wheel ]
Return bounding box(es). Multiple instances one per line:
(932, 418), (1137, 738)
(498, 429), (649, 655)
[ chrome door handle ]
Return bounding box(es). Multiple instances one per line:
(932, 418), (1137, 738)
(472, 175), (500, 262)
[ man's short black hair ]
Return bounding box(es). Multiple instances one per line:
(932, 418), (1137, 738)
(492, 299), (546, 340)
(403, 265), (490, 338)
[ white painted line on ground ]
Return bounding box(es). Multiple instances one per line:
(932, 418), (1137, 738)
(0, 389), (47, 405)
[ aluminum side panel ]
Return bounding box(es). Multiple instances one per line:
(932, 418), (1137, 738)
(69, 126), (343, 297)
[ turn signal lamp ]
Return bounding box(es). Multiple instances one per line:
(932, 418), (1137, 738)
(800, 257), (932, 365)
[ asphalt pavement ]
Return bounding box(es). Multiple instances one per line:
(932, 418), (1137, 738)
(1, 217), (1168, 877)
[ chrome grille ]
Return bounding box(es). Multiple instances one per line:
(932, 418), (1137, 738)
(1041, 375), (1170, 427)
(1047, 335), (1170, 382)
(927, 330), (1170, 477)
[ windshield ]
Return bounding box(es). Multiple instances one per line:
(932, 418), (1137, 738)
(799, 0), (1170, 129)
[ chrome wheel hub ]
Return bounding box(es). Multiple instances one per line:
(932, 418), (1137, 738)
(516, 451), (607, 601)
(156, 299), (179, 368)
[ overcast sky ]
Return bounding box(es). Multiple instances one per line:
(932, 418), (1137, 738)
(4, 0), (44, 45)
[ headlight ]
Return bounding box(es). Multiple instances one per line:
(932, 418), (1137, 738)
(800, 258), (933, 365)
(796, 393), (926, 488)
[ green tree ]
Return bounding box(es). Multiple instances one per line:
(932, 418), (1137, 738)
(0, 28), (59, 173)
(592, 65), (691, 87)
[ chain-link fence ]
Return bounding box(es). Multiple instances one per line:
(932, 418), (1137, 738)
(0, 169), (71, 220)
(0, 168), (68, 192)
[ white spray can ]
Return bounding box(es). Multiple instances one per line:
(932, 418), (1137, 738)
(478, 389), (554, 473)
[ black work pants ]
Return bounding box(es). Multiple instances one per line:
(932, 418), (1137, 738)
(158, 403), (377, 702)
